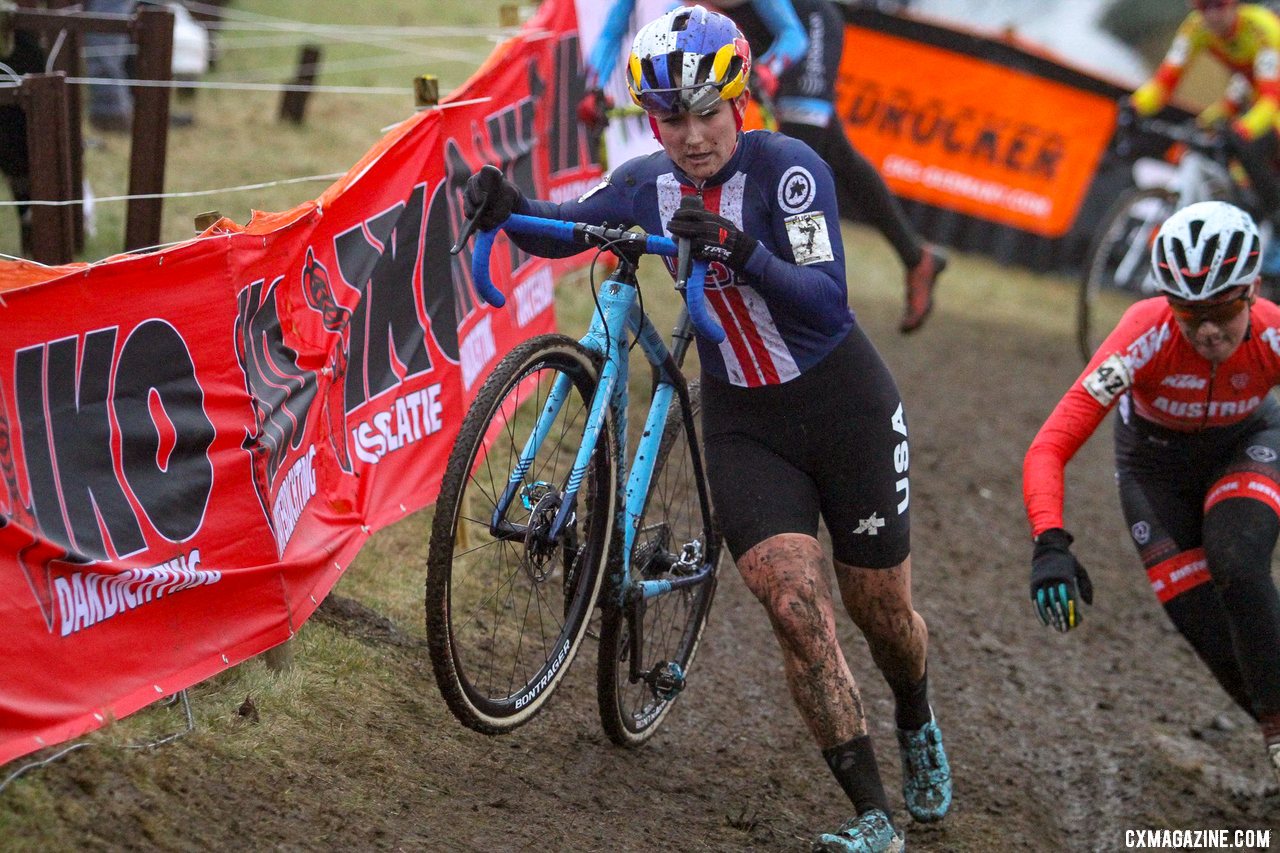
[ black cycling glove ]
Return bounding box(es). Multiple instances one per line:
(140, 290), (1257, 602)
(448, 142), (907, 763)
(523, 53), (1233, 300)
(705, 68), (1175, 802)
(463, 164), (522, 231)
(666, 206), (757, 272)
(1030, 528), (1094, 633)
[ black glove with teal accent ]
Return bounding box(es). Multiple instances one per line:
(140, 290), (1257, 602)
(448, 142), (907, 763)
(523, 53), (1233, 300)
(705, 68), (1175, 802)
(463, 164), (522, 231)
(1030, 528), (1094, 632)
(666, 206), (756, 272)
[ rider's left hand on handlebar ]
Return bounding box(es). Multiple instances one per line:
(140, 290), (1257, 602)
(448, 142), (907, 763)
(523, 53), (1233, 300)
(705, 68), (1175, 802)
(667, 207), (756, 272)
(464, 165), (523, 231)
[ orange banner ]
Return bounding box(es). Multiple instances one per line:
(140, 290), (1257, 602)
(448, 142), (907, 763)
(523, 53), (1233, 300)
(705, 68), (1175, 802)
(834, 25), (1116, 238)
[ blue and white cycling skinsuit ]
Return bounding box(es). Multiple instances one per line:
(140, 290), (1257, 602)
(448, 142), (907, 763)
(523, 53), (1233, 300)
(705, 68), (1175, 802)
(511, 129), (913, 568)
(586, 0), (928, 273)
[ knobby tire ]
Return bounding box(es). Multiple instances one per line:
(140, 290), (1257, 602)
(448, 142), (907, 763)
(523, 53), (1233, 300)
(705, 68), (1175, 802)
(1077, 187), (1176, 362)
(596, 380), (720, 747)
(426, 335), (614, 734)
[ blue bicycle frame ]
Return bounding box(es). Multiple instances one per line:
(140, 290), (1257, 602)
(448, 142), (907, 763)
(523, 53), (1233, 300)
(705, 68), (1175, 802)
(471, 213), (723, 605)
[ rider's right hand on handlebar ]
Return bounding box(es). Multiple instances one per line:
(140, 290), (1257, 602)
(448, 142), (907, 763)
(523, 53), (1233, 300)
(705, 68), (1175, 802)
(667, 206), (757, 272)
(1029, 528), (1094, 633)
(464, 165), (523, 231)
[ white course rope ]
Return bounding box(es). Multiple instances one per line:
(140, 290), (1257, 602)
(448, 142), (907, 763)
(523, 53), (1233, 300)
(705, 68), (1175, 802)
(63, 75), (410, 95)
(182, 0), (502, 60)
(0, 171), (347, 208)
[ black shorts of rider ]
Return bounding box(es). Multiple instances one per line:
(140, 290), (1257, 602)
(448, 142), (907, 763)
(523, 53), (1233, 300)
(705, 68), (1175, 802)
(1114, 395), (1280, 554)
(701, 325), (910, 569)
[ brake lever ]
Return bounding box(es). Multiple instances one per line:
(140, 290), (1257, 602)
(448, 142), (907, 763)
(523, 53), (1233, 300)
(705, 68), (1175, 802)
(450, 194), (492, 256)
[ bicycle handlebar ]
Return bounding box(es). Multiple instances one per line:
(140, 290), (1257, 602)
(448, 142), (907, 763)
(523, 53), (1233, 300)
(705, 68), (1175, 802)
(1115, 113), (1228, 160)
(470, 213), (726, 344)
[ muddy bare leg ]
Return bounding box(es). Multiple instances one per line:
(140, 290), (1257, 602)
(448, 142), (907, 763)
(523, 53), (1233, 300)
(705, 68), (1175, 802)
(834, 556), (927, 695)
(734, 532), (866, 747)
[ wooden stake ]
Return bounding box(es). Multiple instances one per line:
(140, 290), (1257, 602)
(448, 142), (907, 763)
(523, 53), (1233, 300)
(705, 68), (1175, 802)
(414, 74), (439, 108)
(194, 210), (222, 233)
(125, 5), (174, 252)
(279, 44), (322, 125)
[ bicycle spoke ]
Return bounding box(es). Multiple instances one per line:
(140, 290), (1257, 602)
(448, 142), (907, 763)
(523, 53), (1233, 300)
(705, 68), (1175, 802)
(427, 337), (611, 734)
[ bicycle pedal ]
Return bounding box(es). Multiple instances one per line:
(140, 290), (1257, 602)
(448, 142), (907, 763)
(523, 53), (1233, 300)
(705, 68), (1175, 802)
(649, 661), (686, 701)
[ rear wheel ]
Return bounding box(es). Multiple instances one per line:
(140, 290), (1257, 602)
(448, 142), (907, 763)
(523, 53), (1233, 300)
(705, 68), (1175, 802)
(426, 335), (614, 734)
(1077, 187), (1176, 362)
(597, 381), (720, 747)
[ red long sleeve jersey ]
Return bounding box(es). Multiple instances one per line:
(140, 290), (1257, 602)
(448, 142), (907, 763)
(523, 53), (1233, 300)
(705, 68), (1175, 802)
(1023, 297), (1280, 536)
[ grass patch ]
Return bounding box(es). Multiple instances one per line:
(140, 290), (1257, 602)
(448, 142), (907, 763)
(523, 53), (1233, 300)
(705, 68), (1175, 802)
(1, 0), (510, 261)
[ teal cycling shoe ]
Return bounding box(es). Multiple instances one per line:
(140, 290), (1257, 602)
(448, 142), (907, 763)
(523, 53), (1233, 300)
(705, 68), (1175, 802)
(812, 809), (904, 853)
(897, 713), (951, 823)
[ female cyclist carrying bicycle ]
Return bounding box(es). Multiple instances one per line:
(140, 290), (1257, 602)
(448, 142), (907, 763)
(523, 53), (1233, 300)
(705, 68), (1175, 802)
(1023, 200), (1280, 783)
(584, 0), (947, 334)
(465, 6), (948, 850)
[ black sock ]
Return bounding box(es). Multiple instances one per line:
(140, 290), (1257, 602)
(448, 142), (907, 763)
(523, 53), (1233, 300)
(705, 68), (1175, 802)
(893, 668), (932, 731)
(821, 735), (892, 819)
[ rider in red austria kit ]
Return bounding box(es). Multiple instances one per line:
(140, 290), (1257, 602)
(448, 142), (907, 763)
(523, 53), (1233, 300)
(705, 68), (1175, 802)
(464, 6), (949, 851)
(1023, 200), (1280, 783)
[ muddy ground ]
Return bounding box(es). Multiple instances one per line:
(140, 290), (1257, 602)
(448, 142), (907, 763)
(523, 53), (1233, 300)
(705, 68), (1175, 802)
(5, 249), (1280, 852)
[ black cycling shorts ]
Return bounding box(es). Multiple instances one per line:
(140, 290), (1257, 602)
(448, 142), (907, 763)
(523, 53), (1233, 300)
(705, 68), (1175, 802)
(701, 325), (911, 569)
(1115, 395), (1280, 561)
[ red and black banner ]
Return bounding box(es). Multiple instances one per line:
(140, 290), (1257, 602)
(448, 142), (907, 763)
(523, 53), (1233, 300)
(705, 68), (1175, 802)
(0, 0), (600, 766)
(0, 0), (1184, 766)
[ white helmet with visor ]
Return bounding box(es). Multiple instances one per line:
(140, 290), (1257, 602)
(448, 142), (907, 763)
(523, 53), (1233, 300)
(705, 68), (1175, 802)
(1150, 200), (1262, 301)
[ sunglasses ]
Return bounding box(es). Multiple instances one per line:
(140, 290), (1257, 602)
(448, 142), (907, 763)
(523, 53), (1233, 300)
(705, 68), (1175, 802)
(1167, 289), (1251, 324)
(635, 83), (726, 118)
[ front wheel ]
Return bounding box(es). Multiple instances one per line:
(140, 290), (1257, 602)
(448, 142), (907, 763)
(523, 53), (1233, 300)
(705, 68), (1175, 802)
(426, 335), (614, 734)
(1077, 187), (1176, 362)
(597, 380), (720, 747)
